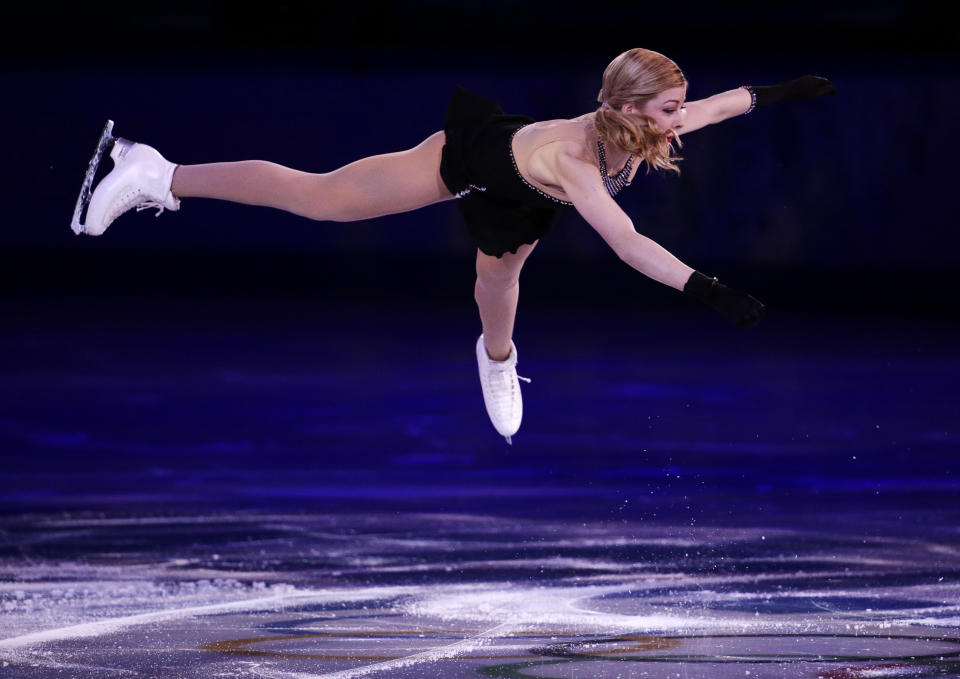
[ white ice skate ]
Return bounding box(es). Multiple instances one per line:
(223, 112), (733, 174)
(71, 120), (179, 236)
(476, 334), (530, 445)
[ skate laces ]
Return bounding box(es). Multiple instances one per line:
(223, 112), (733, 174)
(106, 191), (166, 226)
(484, 362), (530, 408)
(135, 201), (168, 217)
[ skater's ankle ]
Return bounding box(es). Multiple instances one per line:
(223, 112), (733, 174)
(485, 346), (511, 362)
(169, 165), (184, 199)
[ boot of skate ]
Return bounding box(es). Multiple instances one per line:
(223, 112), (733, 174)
(476, 335), (530, 444)
(82, 138), (180, 236)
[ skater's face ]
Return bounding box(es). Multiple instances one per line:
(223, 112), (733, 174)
(639, 84), (688, 137)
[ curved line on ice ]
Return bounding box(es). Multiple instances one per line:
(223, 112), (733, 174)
(0, 588), (407, 650)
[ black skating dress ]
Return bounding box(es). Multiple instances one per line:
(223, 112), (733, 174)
(440, 87), (634, 258)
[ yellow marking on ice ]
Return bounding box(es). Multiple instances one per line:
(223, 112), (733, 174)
(564, 634), (681, 655)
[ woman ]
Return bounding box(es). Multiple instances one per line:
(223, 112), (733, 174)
(73, 48), (835, 444)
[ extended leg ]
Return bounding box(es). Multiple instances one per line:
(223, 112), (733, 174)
(77, 128), (455, 236)
(474, 242), (537, 359)
(171, 131), (454, 222)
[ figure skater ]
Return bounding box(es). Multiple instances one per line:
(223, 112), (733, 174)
(72, 48), (836, 444)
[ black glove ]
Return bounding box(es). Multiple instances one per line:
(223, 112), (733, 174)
(683, 271), (766, 328)
(746, 75), (836, 109)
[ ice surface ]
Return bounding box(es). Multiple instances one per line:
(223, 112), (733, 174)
(1, 513), (958, 678)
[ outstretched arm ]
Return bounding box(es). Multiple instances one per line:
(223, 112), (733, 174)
(555, 145), (693, 289)
(681, 88), (754, 134)
(554, 147), (765, 327)
(679, 75), (836, 136)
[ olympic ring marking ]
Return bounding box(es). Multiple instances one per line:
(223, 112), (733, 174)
(201, 631), (960, 668)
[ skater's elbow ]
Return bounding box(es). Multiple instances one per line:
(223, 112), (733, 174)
(611, 231), (656, 271)
(608, 229), (643, 264)
(583, 211), (639, 264)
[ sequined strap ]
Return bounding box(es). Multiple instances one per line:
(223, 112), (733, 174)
(597, 139), (634, 197)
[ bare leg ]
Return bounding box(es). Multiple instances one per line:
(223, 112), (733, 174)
(474, 242), (538, 361)
(170, 131), (454, 221)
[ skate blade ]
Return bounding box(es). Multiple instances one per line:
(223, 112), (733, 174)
(70, 120), (115, 235)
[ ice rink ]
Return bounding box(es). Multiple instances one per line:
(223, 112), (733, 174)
(2, 299), (958, 677)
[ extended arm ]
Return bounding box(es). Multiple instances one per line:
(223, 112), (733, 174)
(679, 75), (836, 135)
(554, 147), (765, 327)
(555, 147), (693, 290)
(681, 88), (754, 134)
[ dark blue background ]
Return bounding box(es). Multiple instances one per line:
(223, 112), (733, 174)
(2, 1), (957, 315)
(1, 2), (958, 526)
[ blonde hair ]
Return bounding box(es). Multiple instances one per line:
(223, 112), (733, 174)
(594, 48), (686, 174)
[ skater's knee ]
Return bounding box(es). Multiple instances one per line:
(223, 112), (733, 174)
(291, 172), (358, 222)
(475, 257), (522, 290)
(476, 271), (520, 295)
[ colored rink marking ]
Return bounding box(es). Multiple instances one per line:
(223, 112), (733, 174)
(471, 634), (960, 679)
(526, 633), (960, 663)
(199, 630), (679, 661)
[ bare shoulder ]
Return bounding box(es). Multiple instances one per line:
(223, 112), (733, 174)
(515, 117), (593, 153)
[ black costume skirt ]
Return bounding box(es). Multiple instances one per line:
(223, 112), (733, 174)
(439, 87), (570, 257)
